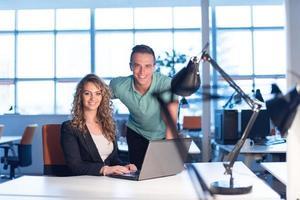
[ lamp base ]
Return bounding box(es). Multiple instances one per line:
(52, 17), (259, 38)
(210, 180), (252, 195)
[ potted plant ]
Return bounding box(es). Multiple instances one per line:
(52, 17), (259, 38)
(156, 50), (187, 77)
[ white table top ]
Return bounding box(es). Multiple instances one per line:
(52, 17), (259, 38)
(261, 162), (287, 185)
(118, 139), (201, 154)
(0, 162), (280, 200)
(218, 142), (286, 154)
(0, 136), (22, 144)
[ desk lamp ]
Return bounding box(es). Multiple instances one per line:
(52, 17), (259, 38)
(266, 85), (300, 136)
(153, 92), (214, 199)
(171, 43), (263, 194)
(177, 97), (189, 130)
(152, 53), (212, 198)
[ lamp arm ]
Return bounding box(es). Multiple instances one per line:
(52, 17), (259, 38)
(201, 52), (259, 110)
(200, 51), (263, 175)
(153, 92), (179, 139)
(223, 108), (260, 175)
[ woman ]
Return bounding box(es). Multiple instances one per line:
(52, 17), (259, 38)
(61, 74), (137, 176)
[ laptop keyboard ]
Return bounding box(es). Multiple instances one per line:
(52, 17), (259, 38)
(122, 170), (140, 177)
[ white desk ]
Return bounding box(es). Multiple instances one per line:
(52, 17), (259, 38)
(0, 136), (22, 145)
(261, 162), (287, 185)
(0, 136), (22, 178)
(216, 142), (286, 167)
(0, 136), (22, 157)
(0, 162), (280, 200)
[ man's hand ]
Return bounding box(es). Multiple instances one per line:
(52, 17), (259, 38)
(165, 101), (179, 139)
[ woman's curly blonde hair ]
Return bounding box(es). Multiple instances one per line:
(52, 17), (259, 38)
(71, 74), (116, 142)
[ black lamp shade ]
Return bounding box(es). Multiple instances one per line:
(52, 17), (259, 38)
(266, 86), (300, 135)
(171, 57), (201, 96)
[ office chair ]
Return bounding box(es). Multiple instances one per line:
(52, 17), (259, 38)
(182, 116), (202, 131)
(0, 124), (4, 139)
(42, 124), (71, 176)
(0, 124), (37, 179)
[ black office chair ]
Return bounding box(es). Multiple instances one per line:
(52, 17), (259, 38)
(0, 124), (37, 179)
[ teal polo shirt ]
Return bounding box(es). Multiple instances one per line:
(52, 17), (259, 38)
(110, 72), (177, 140)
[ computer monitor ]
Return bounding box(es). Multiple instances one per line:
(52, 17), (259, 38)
(241, 109), (270, 143)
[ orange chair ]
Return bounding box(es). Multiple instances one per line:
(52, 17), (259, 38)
(0, 124), (37, 179)
(182, 116), (202, 131)
(0, 124), (4, 139)
(42, 124), (71, 176)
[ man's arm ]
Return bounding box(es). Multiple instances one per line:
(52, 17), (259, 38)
(109, 78), (117, 99)
(162, 100), (179, 139)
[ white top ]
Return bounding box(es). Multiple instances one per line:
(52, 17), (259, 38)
(218, 142), (286, 154)
(261, 162), (287, 185)
(90, 133), (113, 161)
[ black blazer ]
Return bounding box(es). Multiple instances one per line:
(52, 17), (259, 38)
(61, 120), (124, 176)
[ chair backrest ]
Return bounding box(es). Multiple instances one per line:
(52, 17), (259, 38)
(19, 124), (38, 167)
(182, 116), (202, 131)
(42, 124), (71, 176)
(0, 124), (4, 139)
(20, 124), (38, 145)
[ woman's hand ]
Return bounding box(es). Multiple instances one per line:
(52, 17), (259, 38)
(125, 164), (137, 172)
(101, 165), (130, 176)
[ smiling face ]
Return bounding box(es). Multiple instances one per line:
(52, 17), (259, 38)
(130, 52), (156, 89)
(82, 82), (102, 112)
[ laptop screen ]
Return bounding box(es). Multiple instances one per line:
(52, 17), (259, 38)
(138, 138), (192, 180)
(109, 138), (192, 181)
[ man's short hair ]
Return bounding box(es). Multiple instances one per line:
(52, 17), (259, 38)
(130, 44), (156, 64)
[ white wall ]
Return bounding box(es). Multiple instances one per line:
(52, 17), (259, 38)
(285, 0), (300, 199)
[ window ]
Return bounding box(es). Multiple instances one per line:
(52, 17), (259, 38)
(214, 5), (286, 109)
(0, 10), (15, 31)
(17, 81), (54, 114)
(56, 81), (77, 114)
(0, 34), (14, 78)
(134, 7), (173, 29)
(0, 3), (286, 115)
(216, 30), (253, 75)
(95, 8), (133, 29)
(0, 83), (14, 114)
(17, 9), (55, 30)
(56, 33), (91, 77)
(253, 30), (285, 75)
(95, 32), (133, 77)
(17, 33), (54, 78)
(56, 9), (90, 30)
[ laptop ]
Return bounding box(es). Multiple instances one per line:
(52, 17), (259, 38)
(109, 138), (192, 181)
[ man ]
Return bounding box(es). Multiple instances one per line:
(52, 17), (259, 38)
(109, 44), (178, 169)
